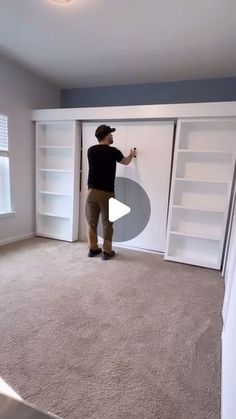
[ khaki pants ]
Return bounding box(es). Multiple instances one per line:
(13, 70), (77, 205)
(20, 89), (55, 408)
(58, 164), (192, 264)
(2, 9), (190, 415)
(86, 188), (114, 253)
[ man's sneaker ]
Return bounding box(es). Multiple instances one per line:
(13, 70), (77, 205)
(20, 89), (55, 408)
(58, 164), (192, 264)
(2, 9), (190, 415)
(88, 248), (102, 257)
(102, 250), (116, 261)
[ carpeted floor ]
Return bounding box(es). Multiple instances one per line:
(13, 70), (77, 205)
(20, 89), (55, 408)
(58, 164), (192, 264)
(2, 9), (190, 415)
(0, 237), (224, 419)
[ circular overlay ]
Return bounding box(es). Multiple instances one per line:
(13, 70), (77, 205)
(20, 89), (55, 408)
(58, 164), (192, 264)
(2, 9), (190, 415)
(86, 177), (151, 242)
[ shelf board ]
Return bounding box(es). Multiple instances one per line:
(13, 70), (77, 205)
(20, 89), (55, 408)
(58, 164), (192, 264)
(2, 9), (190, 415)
(36, 232), (72, 241)
(172, 205), (225, 213)
(38, 212), (71, 219)
(170, 230), (221, 241)
(38, 146), (72, 149)
(178, 149), (232, 154)
(175, 177), (228, 185)
(39, 191), (71, 197)
(38, 168), (72, 173)
(164, 255), (219, 269)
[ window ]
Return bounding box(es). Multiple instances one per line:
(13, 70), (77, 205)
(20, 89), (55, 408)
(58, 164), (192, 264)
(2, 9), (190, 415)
(0, 114), (11, 213)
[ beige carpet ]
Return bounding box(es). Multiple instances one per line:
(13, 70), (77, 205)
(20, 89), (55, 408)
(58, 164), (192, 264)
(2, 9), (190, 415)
(0, 237), (224, 419)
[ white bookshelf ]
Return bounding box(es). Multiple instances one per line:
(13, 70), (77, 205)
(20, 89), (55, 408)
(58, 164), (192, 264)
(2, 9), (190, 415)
(165, 118), (236, 269)
(35, 121), (80, 242)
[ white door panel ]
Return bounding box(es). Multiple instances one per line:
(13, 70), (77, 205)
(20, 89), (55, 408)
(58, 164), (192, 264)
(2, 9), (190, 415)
(123, 122), (174, 251)
(80, 121), (174, 252)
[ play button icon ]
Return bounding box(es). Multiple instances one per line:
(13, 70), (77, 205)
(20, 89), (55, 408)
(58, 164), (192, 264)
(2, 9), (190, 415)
(85, 177), (151, 242)
(109, 198), (131, 222)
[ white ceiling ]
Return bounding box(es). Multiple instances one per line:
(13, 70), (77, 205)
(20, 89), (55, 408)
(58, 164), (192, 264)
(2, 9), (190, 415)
(0, 0), (235, 88)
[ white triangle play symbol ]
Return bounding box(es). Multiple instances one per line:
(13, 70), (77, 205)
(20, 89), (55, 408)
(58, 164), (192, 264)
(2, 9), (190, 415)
(109, 198), (131, 222)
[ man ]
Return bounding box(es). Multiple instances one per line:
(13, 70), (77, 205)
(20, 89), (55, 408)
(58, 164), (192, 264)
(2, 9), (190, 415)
(86, 124), (136, 260)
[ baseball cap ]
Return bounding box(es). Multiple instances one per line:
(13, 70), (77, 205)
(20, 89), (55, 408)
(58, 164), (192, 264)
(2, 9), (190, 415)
(95, 124), (116, 140)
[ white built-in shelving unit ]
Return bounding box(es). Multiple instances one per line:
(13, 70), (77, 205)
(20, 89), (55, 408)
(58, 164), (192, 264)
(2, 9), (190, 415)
(36, 121), (80, 241)
(32, 104), (236, 260)
(165, 118), (236, 269)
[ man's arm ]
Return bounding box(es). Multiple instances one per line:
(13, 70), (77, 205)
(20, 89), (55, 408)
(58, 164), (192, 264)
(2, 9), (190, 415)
(120, 148), (136, 165)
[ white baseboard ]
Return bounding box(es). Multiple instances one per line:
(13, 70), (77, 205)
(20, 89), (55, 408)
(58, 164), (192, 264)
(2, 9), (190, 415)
(113, 243), (164, 255)
(0, 233), (34, 247)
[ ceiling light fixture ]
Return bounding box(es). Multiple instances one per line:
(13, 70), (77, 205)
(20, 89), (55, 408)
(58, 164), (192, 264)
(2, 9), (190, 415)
(53, 0), (71, 3)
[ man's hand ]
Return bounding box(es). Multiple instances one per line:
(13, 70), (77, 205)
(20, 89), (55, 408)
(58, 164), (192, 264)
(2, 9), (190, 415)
(129, 148), (136, 158)
(120, 148), (137, 165)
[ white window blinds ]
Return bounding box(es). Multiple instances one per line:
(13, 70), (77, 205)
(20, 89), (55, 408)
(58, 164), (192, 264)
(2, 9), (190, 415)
(0, 114), (11, 213)
(0, 114), (8, 152)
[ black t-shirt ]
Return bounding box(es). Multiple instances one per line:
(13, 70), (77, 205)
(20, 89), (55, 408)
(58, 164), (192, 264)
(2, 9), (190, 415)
(87, 144), (124, 192)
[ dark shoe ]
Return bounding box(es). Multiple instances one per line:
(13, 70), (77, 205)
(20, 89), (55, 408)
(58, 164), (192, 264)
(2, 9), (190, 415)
(102, 250), (115, 260)
(88, 248), (102, 257)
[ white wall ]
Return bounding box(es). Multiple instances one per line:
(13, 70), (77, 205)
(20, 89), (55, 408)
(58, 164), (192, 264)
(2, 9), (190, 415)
(0, 53), (60, 245)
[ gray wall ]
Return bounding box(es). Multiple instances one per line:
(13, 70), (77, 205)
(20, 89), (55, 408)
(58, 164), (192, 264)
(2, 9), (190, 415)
(0, 53), (60, 245)
(61, 77), (236, 108)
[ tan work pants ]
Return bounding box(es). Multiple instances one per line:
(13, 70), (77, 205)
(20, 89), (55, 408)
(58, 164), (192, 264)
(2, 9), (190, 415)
(86, 188), (114, 253)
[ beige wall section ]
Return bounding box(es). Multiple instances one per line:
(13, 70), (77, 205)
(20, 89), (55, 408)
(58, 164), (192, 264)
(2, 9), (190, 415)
(0, 53), (60, 245)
